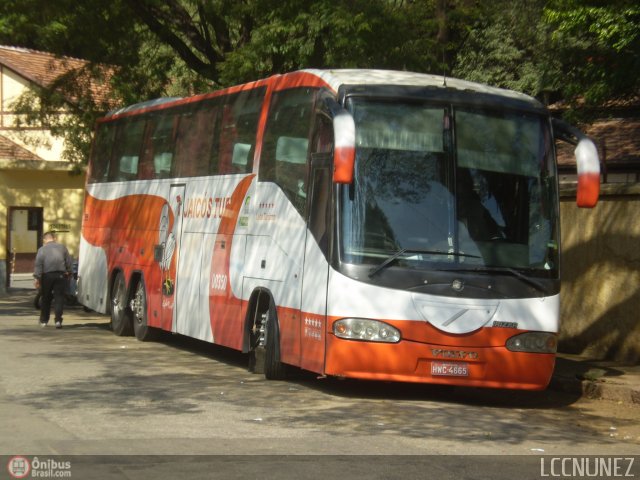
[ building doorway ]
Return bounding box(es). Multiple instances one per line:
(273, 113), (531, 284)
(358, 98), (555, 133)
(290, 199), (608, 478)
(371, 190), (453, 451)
(7, 207), (43, 288)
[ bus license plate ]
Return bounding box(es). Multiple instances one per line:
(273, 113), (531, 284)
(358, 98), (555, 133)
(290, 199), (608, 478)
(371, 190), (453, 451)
(431, 362), (469, 377)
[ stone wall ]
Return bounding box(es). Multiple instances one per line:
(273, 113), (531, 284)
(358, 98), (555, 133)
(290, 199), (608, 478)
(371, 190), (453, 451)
(559, 184), (640, 363)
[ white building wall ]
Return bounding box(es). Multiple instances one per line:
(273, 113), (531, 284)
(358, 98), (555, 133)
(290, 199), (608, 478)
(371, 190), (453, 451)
(1, 67), (66, 161)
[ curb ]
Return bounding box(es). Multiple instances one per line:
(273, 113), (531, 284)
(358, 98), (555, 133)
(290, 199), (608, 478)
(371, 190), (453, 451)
(549, 372), (640, 405)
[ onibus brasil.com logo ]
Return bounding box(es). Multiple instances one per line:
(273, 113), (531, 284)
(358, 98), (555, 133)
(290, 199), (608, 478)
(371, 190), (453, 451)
(7, 456), (71, 478)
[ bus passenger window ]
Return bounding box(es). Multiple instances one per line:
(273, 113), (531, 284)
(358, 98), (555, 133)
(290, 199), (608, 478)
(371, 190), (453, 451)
(110, 119), (146, 181)
(260, 87), (317, 215)
(149, 113), (177, 179)
(312, 115), (333, 155)
(88, 123), (115, 183)
(154, 152), (174, 178)
(138, 120), (158, 180)
(174, 104), (218, 177)
(231, 143), (252, 171)
(275, 135), (309, 200)
(307, 114), (334, 247)
(218, 88), (265, 175)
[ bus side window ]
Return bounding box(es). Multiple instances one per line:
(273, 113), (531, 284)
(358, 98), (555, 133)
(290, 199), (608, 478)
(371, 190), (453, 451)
(218, 104), (236, 174)
(207, 103), (221, 175)
(306, 114), (334, 248)
(259, 88), (317, 215)
(137, 119), (157, 180)
(109, 118), (146, 181)
(218, 88), (265, 175)
(174, 103), (217, 178)
(88, 123), (115, 183)
(146, 112), (177, 179)
(312, 113), (334, 155)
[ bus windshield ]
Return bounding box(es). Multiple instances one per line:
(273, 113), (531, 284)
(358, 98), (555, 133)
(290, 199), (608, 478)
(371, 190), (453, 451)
(340, 98), (559, 277)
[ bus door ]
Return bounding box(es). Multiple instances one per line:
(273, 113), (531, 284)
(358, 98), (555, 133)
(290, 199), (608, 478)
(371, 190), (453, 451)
(299, 151), (332, 373)
(159, 183), (186, 333)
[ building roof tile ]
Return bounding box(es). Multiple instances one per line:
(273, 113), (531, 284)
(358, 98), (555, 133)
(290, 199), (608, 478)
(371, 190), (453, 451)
(0, 134), (43, 161)
(0, 45), (113, 105)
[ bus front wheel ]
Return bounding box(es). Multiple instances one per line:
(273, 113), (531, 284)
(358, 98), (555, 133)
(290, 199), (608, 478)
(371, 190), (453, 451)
(263, 303), (287, 380)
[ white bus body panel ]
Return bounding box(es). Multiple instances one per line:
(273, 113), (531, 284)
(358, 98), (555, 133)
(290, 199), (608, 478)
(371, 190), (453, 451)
(327, 269), (560, 334)
(78, 237), (109, 314)
(241, 183), (306, 309)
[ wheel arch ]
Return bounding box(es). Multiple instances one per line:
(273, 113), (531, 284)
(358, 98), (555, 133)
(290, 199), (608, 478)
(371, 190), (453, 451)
(128, 269), (144, 293)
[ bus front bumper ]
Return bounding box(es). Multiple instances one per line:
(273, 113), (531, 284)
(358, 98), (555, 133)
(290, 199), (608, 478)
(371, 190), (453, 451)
(324, 334), (556, 390)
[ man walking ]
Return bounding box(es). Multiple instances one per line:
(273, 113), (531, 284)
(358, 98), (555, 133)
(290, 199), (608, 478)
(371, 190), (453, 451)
(33, 232), (73, 329)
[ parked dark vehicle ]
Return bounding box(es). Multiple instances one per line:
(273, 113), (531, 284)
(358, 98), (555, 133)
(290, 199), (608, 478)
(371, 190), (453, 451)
(34, 259), (78, 309)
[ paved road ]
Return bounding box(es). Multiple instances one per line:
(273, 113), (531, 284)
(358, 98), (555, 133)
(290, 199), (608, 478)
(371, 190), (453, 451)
(1, 291), (638, 478)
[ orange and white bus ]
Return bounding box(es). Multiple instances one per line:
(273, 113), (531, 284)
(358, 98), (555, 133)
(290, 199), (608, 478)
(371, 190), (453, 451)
(78, 69), (600, 390)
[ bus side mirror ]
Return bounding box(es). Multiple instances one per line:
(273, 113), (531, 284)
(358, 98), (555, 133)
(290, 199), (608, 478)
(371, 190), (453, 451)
(552, 118), (600, 208)
(575, 138), (600, 208)
(332, 110), (355, 184)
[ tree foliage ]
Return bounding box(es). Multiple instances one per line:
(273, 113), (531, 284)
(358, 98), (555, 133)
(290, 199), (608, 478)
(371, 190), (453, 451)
(453, 0), (640, 109)
(0, 0), (637, 164)
(544, 0), (640, 105)
(453, 0), (561, 100)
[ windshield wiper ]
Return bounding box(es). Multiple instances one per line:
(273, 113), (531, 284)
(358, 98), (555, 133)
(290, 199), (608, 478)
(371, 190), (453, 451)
(441, 266), (549, 295)
(368, 248), (480, 278)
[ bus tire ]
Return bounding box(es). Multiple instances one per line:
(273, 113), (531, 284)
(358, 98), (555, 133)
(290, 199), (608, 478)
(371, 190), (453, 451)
(111, 272), (132, 336)
(264, 302), (287, 380)
(131, 277), (155, 341)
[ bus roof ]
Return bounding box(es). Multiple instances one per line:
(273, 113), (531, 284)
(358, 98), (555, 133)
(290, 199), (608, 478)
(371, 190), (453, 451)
(102, 68), (543, 121)
(304, 69), (542, 108)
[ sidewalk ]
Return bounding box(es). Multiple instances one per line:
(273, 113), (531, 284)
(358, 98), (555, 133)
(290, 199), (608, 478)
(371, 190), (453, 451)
(1, 287), (639, 404)
(552, 353), (640, 405)
(7, 273), (35, 289)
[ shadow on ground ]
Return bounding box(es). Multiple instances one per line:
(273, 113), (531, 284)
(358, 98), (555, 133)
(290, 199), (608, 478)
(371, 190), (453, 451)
(2, 288), (636, 450)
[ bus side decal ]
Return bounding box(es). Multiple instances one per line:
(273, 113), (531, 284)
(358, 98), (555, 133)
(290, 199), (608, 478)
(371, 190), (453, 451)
(208, 174), (255, 349)
(83, 192), (174, 267)
(83, 191), (177, 330)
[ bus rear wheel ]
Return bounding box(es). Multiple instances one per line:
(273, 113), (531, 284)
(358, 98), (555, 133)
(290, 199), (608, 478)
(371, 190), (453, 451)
(131, 278), (155, 341)
(111, 272), (132, 336)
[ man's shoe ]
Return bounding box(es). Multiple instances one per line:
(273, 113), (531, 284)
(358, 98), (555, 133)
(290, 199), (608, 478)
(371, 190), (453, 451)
(55, 322), (62, 329)
(40, 322), (47, 327)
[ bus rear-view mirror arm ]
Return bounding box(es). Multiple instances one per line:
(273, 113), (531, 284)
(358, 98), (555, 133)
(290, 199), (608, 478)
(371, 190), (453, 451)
(552, 118), (600, 208)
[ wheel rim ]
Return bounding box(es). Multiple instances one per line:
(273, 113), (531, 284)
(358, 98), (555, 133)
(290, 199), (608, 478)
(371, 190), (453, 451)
(251, 312), (267, 350)
(131, 282), (146, 326)
(112, 277), (125, 319)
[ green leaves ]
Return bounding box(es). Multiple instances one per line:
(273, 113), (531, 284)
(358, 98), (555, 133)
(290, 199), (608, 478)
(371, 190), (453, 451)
(546, 4), (640, 52)
(544, 0), (640, 107)
(1, 0), (636, 165)
(453, 0), (639, 113)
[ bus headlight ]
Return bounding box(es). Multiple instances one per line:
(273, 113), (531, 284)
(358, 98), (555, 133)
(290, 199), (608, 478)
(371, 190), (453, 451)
(506, 332), (557, 353)
(333, 318), (401, 343)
